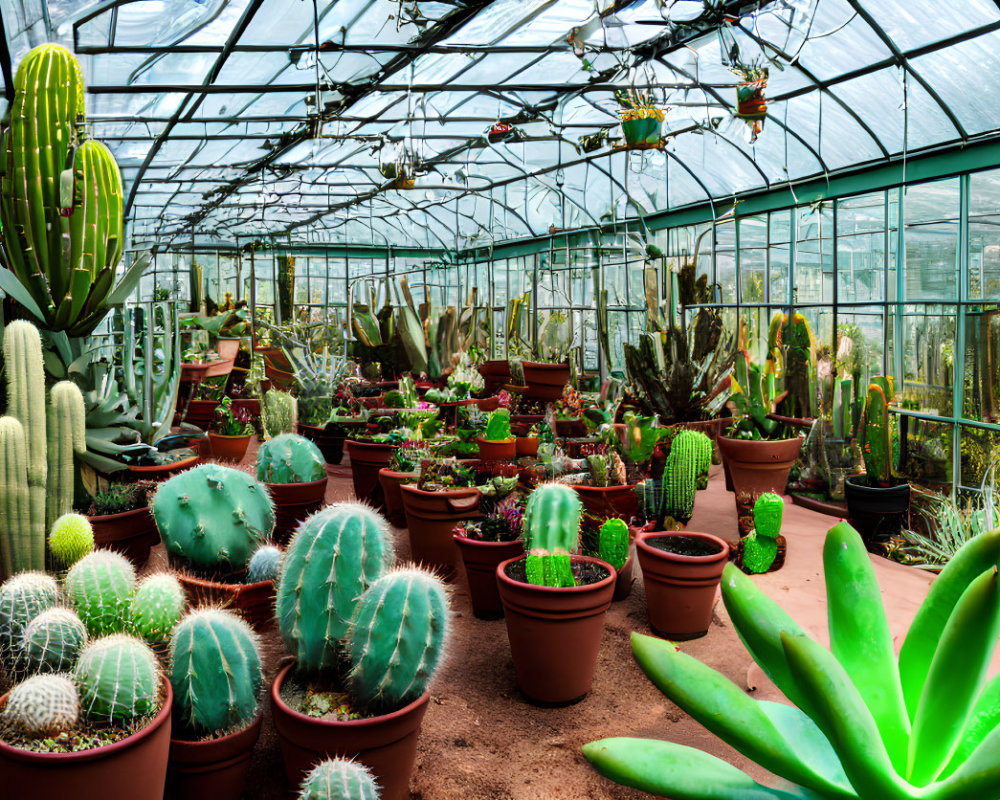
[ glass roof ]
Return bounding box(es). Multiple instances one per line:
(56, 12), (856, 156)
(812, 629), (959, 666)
(2, 0), (999, 249)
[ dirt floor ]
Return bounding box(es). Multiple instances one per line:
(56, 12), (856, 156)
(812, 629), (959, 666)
(143, 448), (939, 800)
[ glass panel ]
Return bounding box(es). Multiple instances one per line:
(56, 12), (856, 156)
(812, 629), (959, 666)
(898, 414), (953, 489)
(903, 179), (959, 301)
(739, 216), (766, 302)
(969, 168), (1000, 301)
(900, 304), (955, 417)
(837, 192), (887, 303)
(795, 204), (833, 304)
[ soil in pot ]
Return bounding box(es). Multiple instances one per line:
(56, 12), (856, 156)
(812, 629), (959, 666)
(645, 535), (724, 558)
(165, 713), (262, 800)
(503, 558), (610, 586)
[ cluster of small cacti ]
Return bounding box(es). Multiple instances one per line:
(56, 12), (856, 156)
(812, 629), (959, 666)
(257, 433), (326, 484)
(598, 518), (629, 572)
(483, 409), (512, 441)
(522, 483), (581, 588)
(298, 758), (381, 800)
(247, 543), (284, 584)
(262, 389), (298, 439)
(0, 571), (59, 659)
(742, 492), (784, 574)
(587, 454), (608, 487)
(48, 513), (95, 568)
(660, 434), (700, 524)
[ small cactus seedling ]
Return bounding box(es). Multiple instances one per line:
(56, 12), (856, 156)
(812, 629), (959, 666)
(74, 634), (160, 722)
(170, 608), (262, 735)
(0, 571), (59, 657)
(130, 573), (185, 643)
(742, 492), (784, 574)
(256, 433), (326, 484)
(598, 518), (630, 572)
(2, 673), (80, 736)
(522, 483), (581, 588)
(65, 549), (136, 637)
(587, 454), (609, 488)
(247, 544), (283, 584)
(299, 758), (380, 800)
(17, 607), (87, 674)
(48, 513), (95, 568)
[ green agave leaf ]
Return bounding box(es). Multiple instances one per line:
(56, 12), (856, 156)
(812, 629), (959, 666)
(942, 672), (1000, 777)
(0, 266), (47, 323)
(757, 702), (852, 795)
(930, 721), (1000, 800)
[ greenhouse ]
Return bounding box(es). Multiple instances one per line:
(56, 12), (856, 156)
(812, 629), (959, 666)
(1, 1), (1000, 799)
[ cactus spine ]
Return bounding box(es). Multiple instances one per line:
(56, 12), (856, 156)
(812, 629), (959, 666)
(742, 492), (784, 574)
(262, 389), (297, 439)
(659, 433), (700, 526)
(65, 549), (136, 637)
(247, 544), (283, 584)
(130, 573), (185, 643)
(48, 513), (95, 568)
(0, 571), (58, 658)
(74, 634), (159, 722)
(675, 429), (712, 490)
(18, 607), (87, 674)
(46, 381), (86, 532)
(0, 417), (30, 579)
(2, 673), (80, 736)
(598, 518), (629, 572)
(256, 433), (326, 484)
(522, 483), (581, 588)
(299, 758), (380, 800)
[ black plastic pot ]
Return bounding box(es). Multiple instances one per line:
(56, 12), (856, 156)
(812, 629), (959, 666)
(844, 476), (910, 547)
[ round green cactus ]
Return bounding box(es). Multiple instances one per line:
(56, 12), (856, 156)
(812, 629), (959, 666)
(130, 573), (185, 643)
(598, 518), (630, 572)
(0, 571), (59, 657)
(48, 513), (95, 568)
(256, 433), (326, 484)
(741, 531), (778, 574)
(2, 673), (80, 736)
(277, 502), (393, 674)
(152, 463), (275, 571)
(65, 549), (136, 637)
(483, 409), (512, 442)
(247, 544), (283, 584)
(18, 607), (87, 674)
(347, 566), (450, 713)
(298, 758), (380, 800)
(74, 634), (160, 723)
(170, 608), (262, 735)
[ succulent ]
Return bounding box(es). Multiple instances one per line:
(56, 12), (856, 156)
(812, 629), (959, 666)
(17, 607), (87, 674)
(130, 573), (185, 643)
(153, 463), (275, 571)
(74, 634), (160, 723)
(0, 416), (30, 580)
(262, 389), (298, 439)
(247, 544), (283, 584)
(170, 608), (262, 735)
(729, 348), (779, 440)
(770, 312), (818, 420)
(65, 549), (136, 637)
(587, 454), (609, 488)
(483, 409), (511, 442)
(584, 523), (1000, 800)
(859, 377), (895, 487)
(48, 513), (95, 568)
(599, 518), (630, 572)
(522, 483), (581, 588)
(298, 758), (380, 800)
(2, 673), (80, 736)
(0, 571), (59, 657)
(256, 433), (326, 484)
(277, 503), (393, 674)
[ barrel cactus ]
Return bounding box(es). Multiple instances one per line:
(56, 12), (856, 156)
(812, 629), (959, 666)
(522, 483), (581, 588)
(74, 634), (159, 722)
(170, 608), (262, 735)
(130, 573), (185, 643)
(671, 429), (712, 490)
(257, 433), (326, 484)
(2, 673), (80, 736)
(152, 463), (274, 571)
(599, 518), (630, 572)
(46, 381), (86, 532)
(743, 492), (784, 574)
(299, 758), (380, 800)
(0, 571), (59, 657)
(247, 544), (283, 584)
(278, 503), (394, 674)
(65, 549), (136, 637)
(17, 607), (87, 674)
(48, 513), (95, 568)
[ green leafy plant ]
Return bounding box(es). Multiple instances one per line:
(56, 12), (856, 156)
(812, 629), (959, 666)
(87, 482), (147, 517)
(483, 409), (512, 442)
(211, 397), (255, 436)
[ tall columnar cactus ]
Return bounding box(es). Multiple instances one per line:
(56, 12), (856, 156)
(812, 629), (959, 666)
(298, 758), (380, 800)
(770, 313), (818, 420)
(247, 544), (283, 584)
(0, 416), (30, 579)
(1, 673), (80, 736)
(130, 573), (185, 644)
(659, 434), (699, 526)
(742, 492), (784, 574)
(599, 518), (630, 572)
(46, 381), (86, 532)
(860, 379), (894, 487)
(347, 567), (450, 713)
(153, 463), (274, 571)
(483, 409), (512, 441)
(587, 454), (609, 487)
(834, 376), (854, 440)
(729, 349), (778, 440)
(278, 503), (393, 674)
(48, 513), (95, 568)
(522, 483), (581, 588)
(74, 634), (159, 722)
(0, 571), (58, 657)
(65, 549), (136, 637)
(262, 389), (298, 439)
(170, 608), (262, 735)
(673, 430), (712, 490)
(17, 607), (87, 675)
(256, 433), (326, 484)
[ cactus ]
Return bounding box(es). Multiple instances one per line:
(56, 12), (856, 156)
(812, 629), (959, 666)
(2, 673), (80, 736)
(247, 544), (283, 584)
(74, 634), (159, 722)
(729, 349), (778, 440)
(46, 381), (87, 532)
(522, 483), (581, 588)
(347, 567), (450, 713)
(17, 607), (87, 675)
(299, 758), (380, 800)
(833, 376), (853, 440)
(609, 450), (627, 486)
(483, 409), (511, 441)
(48, 513), (95, 568)
(170, 608), (262, 735)
(256, 433), (326, 484)
(0, 571), (59, 658)
(769, 312), (818, 419)
(672, 430), (712, 490)
(659, 433), (700, 526)
(130, 573), (185, 643)
(860, 379), (894, 486)
(262, 389), (297, 438)
(742, 493), (784, 574)
(277, 503), (393, 674)
(0, 417), (30, 579)
(65, 549), (136, 637)
(587, 454), (609, 488)
(599, 518), (630, 572)
(153, 463), (274, 571)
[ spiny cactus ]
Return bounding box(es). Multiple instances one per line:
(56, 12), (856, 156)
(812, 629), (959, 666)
(523, 483), (581, 588)
(278, 503), (394, 674)
(262, 389), (298, 439)
(17, 607), (87, 675)
(0, 571), (59, 657)
(153, 463), (274, 571)
(0, 416), (30, 580)
(130, 573), (185, 643)
(860, 379), (894, 486)
(48, 513), (95, 568)
(599, 518), (630, 572)
(742, 492), (784, 575)
(770, 312), (818, 419)
(170, 608), (262, 735)
(46, 381), (86, 532)
(483, 409), (511, 441)
(753, 492), (783, 538)
(660, 433), (699, 525)
(74, 634), (159, 722)
(299, 758), (380, 800)
(672, 429), (712, 490)
(2, 673), (80, 736)
(256, 433), (326, 484)
(65, 549), (136, 637)
(347, 567), (450, 713)
(247, 544), (283, 584)
(587, 454), (609, 488)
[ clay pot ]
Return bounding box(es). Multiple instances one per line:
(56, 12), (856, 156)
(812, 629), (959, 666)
(515, 437), (539, 458)
(476, 396), (501, 412)
(554, 418), (587, 438)
(165, 713), (262, 800)
(89, 506), (160, 566)
(378, 468), (417, 527)
(127, 454), (200, 482)
(571, 484), (639, 521)
(266, 478), (328, 544)
(400, 485), (482, 578)
(718, 436), (802, 538)
(297, 423), (345, 465)
(346, 440), (399, 509)
(845, 476), (910, 548)
(635, 531), (729, 640)
(612, 553), (635, 602)
(185, 400), (220, 430)
(496, 555), (615, 705)
(478, 360), (511, 394)
(521, 361), (571, 402)
(475, 437), (516, 463)
(452, 532), (524, 619)
(271, 663), (428, 800)
(0, 680), (172, 800)
(176, 573), (275, 632)
(207, 432), (252, 463)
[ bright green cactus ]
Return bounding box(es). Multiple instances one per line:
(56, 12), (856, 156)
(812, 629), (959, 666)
(74, 634), (159, 723)
(860, 379), (895, 487)
(257, 433), (326, 484)
(170, 608), (262, 735)
(0, 571), (59, 657)
(729, 348), (779, 440)
(1, 673), (80, 736)
(483, 409), (512, 441)
(743, 491), (784, 574)
(681, 429), (713, 490)
(152, 463), (275, 571)
(262, 389), (298, 439)
(587, 454), (609, 488)
(659, 433), (699, 525)
(130, 573), (185, 643)
(584, 523), (1000, 800)
(347, 566), (450, 713)
(299, 758), (380, 800)
(17, 607), (87, 674)
(247, 544), (284, 584)
(48, 513), (95, 568)
(599, 518), (630, 572)
(65, 549), (136, 637)
(522, 483), (581, 588)
(277, 503), (393, 674)
(46, 381), (86, 533)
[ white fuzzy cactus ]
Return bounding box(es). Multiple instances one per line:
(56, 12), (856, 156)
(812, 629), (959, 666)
(2, 673), (80, 736)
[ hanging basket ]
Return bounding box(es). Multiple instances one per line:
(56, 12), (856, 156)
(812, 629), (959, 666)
(736, 81), (768, 119)
(619, 115), (662, 149)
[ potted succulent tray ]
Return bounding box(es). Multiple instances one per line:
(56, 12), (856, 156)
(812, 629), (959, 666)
(400, 483), (482, 578)
(83, 482), (160, 566)
(452, 518), (525, 620)
(257, 434), (329, 544)
(346, 439), (400, 510)
(520, 361), (571, 402)
(126, 451), (201, 482)
(378, 467), (417, 528)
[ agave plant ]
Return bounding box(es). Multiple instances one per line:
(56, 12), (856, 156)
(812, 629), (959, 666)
(585, 520), (1000, 800)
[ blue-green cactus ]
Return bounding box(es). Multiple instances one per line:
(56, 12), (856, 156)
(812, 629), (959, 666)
(1, 673), (80, 736)
(65, 549), (136, 637)
(17, 607), (87, 674)
(247, 544), (283, 584)
(130, 573), (185, 643)
(256, 433), (326, 484)
(0, 571), (58, 658)
(74, 634), (160, 722)
(522, 483), (581, 588)
(298, 758), (380, 800)
(48, 513), (95, 568)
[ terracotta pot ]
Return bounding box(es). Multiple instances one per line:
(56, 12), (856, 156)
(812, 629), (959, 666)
(400, 485), (482, 578)
(452, 533), (524, 619)
(571, 483), (639, 521)
(718, 436), (802, 538)
(635, 531), (729, 640)
(515, 437), (539, 457)
(271, 663), (428, 800)
(520, 361), (571, 402)
(215, 338), (241, 362)
(345, 440), (399, 509)
(88, 506), (159, 566)
(176, 573), (275, 632)
(478, 360), (511, 394)
(297, 423), (346, 465)
(845, 476), (910, 548)
(496, 555), (615, 705)
(0, 680), (172, 800)
(554, 418), (587, 438)
(127, 454), (200, 482)
(475, 437), (516, 463)
(165, 713), (262, 800)
(475, 396), (501, 412)
(266, 478), (328, 544)
(184, 400), (221, 430)
(612, 553), (635, 602)
(207, 432), (252, 463)
(378, 468), (417, 527)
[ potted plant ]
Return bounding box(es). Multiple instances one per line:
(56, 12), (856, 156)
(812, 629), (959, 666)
(552, 385), (587, 438)
(257, 433), (328, 543)
(598, 518), (633, 602)
(475, 408), (516, 462)
(496, 483), (616, 705)
(81, 482), (159, 566)
(270, 502), (451, 800)
(346, 435), (401, 511)
(735, 492), (786, 574)
(616, 88), (663, 148)
(378, 445), (421, 528)
(207, 397), (255, 463)
(733, 61), (768, 142)
(571, 448), (639, 520)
